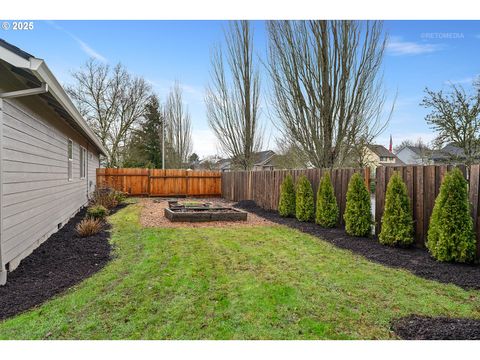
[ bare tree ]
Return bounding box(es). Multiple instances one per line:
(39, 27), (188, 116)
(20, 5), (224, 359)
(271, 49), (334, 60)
(421, 80), (480, 165)
(66, 59), (151, 167)
(164, 81), (193, 168)
(267, 20), (391, 169)
(206, 20), (263, 170)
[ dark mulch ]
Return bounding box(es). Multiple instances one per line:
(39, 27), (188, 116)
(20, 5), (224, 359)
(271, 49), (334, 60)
(0, 204), (126, 321)
(392, 315), (480, 340)
(234, 200), (480, 290)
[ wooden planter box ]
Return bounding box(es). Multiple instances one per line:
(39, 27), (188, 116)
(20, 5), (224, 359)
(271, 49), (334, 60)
(164, 207), (248, 222)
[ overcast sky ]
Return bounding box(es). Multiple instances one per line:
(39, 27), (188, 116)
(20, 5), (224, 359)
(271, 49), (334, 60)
(2, 20), (480, 156)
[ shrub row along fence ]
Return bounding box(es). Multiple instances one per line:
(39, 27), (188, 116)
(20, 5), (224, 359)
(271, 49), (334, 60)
(375, 164), (480, 256)
(221, 168), (370, 225)
(222, 165), (480, 257)
(96, 168), (222, 197)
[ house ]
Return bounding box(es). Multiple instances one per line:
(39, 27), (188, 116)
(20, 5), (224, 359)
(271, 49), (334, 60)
(198, 150), (277, 171)
(0, 40), (107, 285)
(364, 144), (404, 168)
(252, 150), (276, 171)
(396, 145), (433, 165)
(430, 143), (479, 164)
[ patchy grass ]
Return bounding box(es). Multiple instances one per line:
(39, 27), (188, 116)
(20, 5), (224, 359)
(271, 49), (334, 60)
(0, 203), (479, 339)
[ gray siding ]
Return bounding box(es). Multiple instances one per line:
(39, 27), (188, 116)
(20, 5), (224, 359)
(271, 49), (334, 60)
(1, 98), (100, 270)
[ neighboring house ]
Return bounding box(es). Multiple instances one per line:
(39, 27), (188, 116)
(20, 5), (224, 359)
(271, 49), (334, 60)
(430, 143), (479, 164)
(364, 145), (404, 168)
(252, 150), (276, 171)
(396, 145), (433, 165)
(0, 40), (107, 285)
(199, 151), (277, 172)
(397, 143), (478, 165)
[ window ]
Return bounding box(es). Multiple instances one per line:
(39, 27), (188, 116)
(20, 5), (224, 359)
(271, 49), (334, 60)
(68, 139), (73, 181)
(80, 146), (87, 179)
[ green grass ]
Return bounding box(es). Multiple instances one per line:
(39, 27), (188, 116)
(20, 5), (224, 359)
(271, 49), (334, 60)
(0, 203), (479, 339)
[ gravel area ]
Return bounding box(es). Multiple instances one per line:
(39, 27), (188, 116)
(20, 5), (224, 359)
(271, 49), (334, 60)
(140, 198), (275, 228)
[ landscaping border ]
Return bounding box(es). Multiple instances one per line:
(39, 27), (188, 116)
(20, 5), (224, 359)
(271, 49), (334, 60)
(234, 200), (480, 290)
(392, 315), (480, 340)
(0, 204), (126, 321)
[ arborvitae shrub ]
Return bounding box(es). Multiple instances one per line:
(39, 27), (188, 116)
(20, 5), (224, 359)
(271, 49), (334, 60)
(379, 172), (414, 246)
(427, 168), (476, 263)
(295, 175), (315, 222)
(344, 172), (372, 237)
(315, 172), (339, 228)
(278, 174), (296, 217)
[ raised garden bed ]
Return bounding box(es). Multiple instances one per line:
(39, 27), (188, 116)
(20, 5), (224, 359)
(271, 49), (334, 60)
(164, 199), (248, 222)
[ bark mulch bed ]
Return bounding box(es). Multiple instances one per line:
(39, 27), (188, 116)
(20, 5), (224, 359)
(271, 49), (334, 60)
(392, 315), (480, 340)
(0, 204), (125, 321)
(234, 200), (480, 291)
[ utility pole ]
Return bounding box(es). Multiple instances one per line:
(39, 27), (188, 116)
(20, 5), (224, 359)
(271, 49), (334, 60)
(162, 115), (165, 169)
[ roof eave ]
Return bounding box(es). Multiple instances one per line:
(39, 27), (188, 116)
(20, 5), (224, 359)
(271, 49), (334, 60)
(0, 46), (107, 156)
(31, 61), (107, 155)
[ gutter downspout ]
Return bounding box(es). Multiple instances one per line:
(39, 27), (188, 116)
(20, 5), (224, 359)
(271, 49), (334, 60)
(0, 99), (5, 285)
(0, 83), (48, 286)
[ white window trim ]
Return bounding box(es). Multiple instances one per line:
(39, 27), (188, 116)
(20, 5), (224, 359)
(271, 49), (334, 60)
(80, 145), (86, 179)
(68, 138), (73, 181)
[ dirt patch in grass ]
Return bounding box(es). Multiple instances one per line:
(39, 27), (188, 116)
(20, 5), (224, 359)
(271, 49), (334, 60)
(0, 205), (125, 321)
(234, 200), (480, 290)
(392, 315), (480, 339)
(140, 198), (274, 228)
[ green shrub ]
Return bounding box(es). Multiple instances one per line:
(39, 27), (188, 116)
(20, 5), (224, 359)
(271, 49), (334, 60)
(295, 175), (315, 222)
(379, 172), (414, 246)
(87, 205), (109, 220)
(91, 187), (118, 209)
(114, 190), (128, 203)
(427, 168), (476, 263)
(278, 174), (296, 217)
(315, 172), (338, 228)
(344, 172), (372, 237)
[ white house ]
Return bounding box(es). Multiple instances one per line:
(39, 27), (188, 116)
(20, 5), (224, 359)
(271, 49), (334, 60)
(0, 39), (107, 285)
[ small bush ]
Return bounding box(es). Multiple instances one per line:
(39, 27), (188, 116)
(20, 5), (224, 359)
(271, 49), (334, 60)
(76, 218), (103, 238)
(315, 172), (338, 228)
(91, 187), (118, 209)
(87, 205), (109, 220)
(113, 190), (128, 203)
(278, 174), (296, 217)
(379, 172), (414, 246)
(344, 172), (372, 237)
(427, 168), (476, 263)
(295, 175), (314, 222)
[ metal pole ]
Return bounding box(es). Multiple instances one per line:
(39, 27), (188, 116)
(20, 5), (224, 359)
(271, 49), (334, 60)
(162, 115), (165, 169)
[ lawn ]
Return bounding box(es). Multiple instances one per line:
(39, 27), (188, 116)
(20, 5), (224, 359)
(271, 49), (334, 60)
(0, 202), (479, 339)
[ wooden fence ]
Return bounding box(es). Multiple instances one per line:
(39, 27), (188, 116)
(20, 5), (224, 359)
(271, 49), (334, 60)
(222, 165), (480, 257)
(375, 165), (480, 257)
(221, 168), (370, 225)
(96, 168), (222, 197)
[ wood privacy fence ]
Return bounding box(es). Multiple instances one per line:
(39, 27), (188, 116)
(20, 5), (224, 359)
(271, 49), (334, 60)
(375, 165), (480, 256)
(222, 165), (480, 256)
(96, 168), (222, 197)
(221, 168), (370, 225)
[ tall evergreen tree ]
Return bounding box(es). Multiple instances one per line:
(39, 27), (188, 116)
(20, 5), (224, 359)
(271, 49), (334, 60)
(124, 95), (164, 168)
